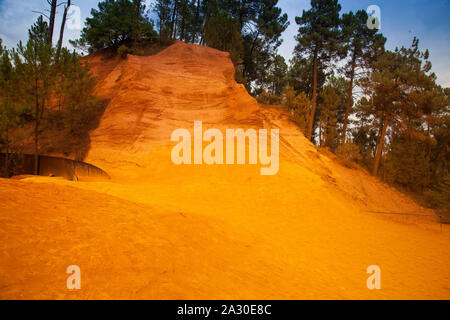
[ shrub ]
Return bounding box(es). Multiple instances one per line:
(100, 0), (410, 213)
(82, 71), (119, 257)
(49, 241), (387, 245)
(288, 91), (310, 135)
(257, 90), (282, 105)
(336, 142), (362, 168)
(117, 44), (134, 58)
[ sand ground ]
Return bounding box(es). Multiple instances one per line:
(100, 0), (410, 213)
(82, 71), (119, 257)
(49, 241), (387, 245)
(0, 154), (449, 299)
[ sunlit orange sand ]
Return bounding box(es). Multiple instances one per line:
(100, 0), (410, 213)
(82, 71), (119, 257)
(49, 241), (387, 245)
(0, 42), (449, 299)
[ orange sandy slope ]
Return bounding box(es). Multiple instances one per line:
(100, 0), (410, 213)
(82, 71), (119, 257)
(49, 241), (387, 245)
(0, 42), (449, 299)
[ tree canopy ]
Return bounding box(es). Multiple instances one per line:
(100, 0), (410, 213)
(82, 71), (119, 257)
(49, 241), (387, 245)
(71, 0), (156, 52)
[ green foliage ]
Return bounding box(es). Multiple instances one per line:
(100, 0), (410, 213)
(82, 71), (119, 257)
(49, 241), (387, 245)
(318, 86), (340, 150)
(352, 37), (449, 209)
(257, 89), (281, 105)
(294, 0), (342, 140)
(266, 55), (288, 96)
(341, 10), (386, 67)
(240, 0), (289, 92)
(294, 0), (342, 61)
(154, 0), (173, 41)
(385, 135), (431, 192)
(425, 173), (449, 211)
(53, 49), (99, 135)
(203, 11), (243, 65)
(0, 39), (25, 177)
(282, 87), (310, 134)
(14, 17), (56, 169)
(326, 74), (350, 128)
(28, 15), (50, 44)
(356, 38), (435, 176)
(287, 56), (328, 99)
(117, 44), (135, 57)
(0, 15), (101, 174)
(282, 85), (297, 110)
(351, 97), (379, 166)
(71, 0), (156, 52)
(336, 142), (362, 168)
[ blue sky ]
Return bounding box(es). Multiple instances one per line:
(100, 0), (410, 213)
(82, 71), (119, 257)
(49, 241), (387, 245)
(1, 0), (449, 86)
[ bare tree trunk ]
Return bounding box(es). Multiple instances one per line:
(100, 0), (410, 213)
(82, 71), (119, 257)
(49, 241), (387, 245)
(56, 0), (71, 61)
(372, 110), (389, 176)
(179, 1), (186, 42)
(342, 52), (356, 145)
(34, 106), (40, 175)
(5, 123), (9, 177)
(48, 0), (58, 44)
(192, 0), (200, 43)
(426, 118), (432, 160)
(159, 18), (163, 44)
(307, 50), (318, 141)
(180, 15), (185, 41)
(34, 76), (40, 175)
(319, 118), (322, 147)
(432, 134), (449, 181)
(170, 1), (178, 39)
(132, 0), (141, 49)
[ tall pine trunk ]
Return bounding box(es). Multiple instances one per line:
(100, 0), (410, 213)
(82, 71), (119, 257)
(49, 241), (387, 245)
(319, 118), (322, 147)
(170, 1), (178, 39)
(48, 0), (58, 44)
(159, 17), (163, 44)
(342, 52), (356, 144)
(34, 76), (40, 175)
(34, 103), (40, 175)
(5, 123), (9, 177)
(372, 107), (390, 176)
(192, 0), (200, 43)
(307, 50), (318, 141)
(180, 15), (185, 41)
(56, 0), (71, 62)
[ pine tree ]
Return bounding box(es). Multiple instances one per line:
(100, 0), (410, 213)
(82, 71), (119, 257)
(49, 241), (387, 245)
(155, 0), (174, 43)
(0, 41), (23, 177)
(287, 55), (327, 100)
(241, 0), (289, 92)
(294, 0), (341, 141)
(72, 0), (156, 52)
(266, 54), (287, 95)
(1, 16), (100, 173)
(386, 134), (431, 191)
(56, 0), (72, 62)
(57, 49), (98, 135)
(351, 97), (379, 166)
(340, 10), (385, 144)
(291, 92), (311, 134)
(48, 0), (58, 44)
(282, 84), (297, 110)
(425, 173), (449, 211)
(14, 17), (55, 174)
(203, 10), (243, 66)
(318, 85), (340, 149)
(359, 38), (439, 177)
(327, 74), (350, 135)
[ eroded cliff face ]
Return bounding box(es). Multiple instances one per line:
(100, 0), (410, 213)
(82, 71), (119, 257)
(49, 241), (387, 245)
(85, 41), (262, 175)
